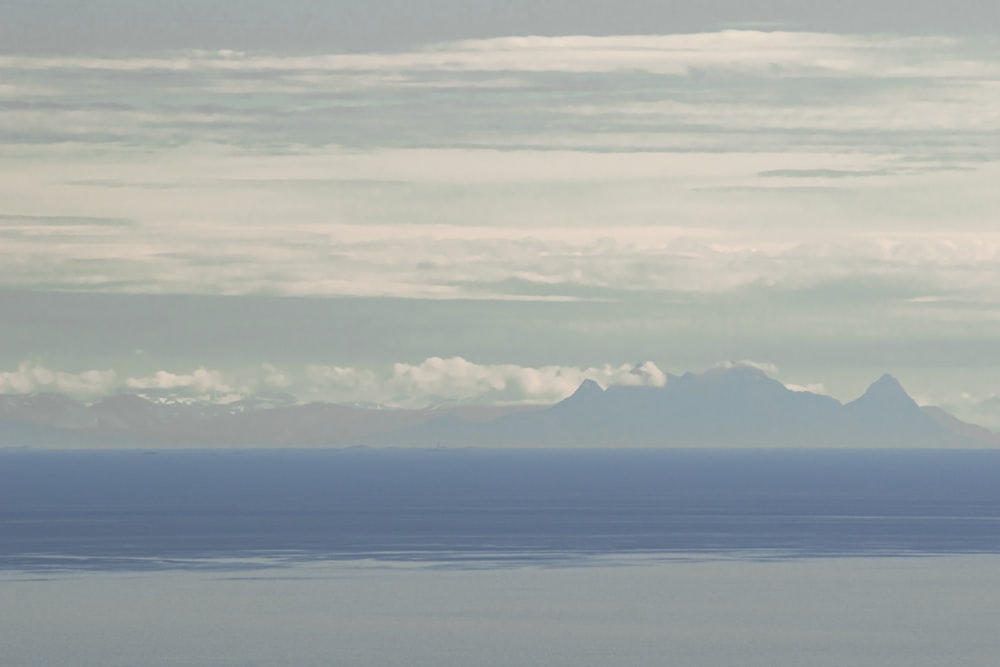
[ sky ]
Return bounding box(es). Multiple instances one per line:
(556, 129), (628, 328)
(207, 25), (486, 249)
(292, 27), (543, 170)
(2, 1), (1000, 424)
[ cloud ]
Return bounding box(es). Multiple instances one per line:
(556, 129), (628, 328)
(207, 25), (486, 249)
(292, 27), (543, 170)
(306, 357), (668, 408)
(0, 213), (135, 227)
(717, 360), (781, 375)
(120, 364), (299, 404)
(7, 200), (1000, 303)
(784, 383), (827, 394)
(125, 368), (234, 394)
(715, 361), (830, 395)
(0, 362), (117, 398)
(758, 169), (894, 179)
(0, 32), (988, 79)
(6, 31), (999, 152)
(0, 362), (300, 406)
(0, 358), (671, 408)
(4, 25), (999, 350)
(260, 363), (293, 390)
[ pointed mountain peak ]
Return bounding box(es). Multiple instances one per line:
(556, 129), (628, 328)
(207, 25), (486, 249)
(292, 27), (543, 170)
(847, 373), (921, 413)
(859, 373), (909, 400)
(873, 372), (902, 386)
(573, 378), (605, 395)
(550, 378), (606, 413)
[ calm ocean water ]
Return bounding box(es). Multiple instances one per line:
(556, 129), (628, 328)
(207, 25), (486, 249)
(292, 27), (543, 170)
(3, 448), (999, 666)
(3, 447), (1000, 568)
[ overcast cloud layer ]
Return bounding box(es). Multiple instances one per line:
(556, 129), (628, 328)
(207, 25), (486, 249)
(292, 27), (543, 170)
(2, 2), (1000, 427)
(3, 31), (999, 301)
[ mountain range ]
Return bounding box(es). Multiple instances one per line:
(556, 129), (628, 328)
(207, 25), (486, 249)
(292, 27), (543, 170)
(1, 365), (997, 448)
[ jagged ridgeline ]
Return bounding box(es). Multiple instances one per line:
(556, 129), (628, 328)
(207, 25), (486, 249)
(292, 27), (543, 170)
(365, 368), (997, 448)
(1, 366), (997, 448)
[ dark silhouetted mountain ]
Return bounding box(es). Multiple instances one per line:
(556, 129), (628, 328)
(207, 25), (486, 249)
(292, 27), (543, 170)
(0, 367), (995, 448)
(841, 373), (952, 446)
(0, 392), (542, 447)
(922, 405), (1000, 446)
(359, 367), (990, 448)
(0, 392), (96, 431)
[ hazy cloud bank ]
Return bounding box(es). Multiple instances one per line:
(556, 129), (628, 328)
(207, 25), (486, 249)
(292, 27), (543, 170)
(305, 357), (667, 407)
(0, 358), (667, 408)
(5, 218), (1000, 306)
(0, 362), (117, 398)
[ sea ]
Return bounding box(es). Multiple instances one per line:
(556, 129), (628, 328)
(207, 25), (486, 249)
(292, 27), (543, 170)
(2, 447), (999, 666)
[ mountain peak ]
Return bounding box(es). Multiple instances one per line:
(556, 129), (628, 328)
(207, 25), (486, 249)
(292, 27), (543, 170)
(548, 377), (608, 416)
(846, 373), (924, 419)
(873, 372), (903, 387)
(573, 378), (605, 395)
(858, 373), (910, 402)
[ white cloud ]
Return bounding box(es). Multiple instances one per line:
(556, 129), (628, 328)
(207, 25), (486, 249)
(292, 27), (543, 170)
(717, 360), (781, 376)
(125, 368), (234, 394)
(714, 361), (829, 395)
(0, 363), (305, 405)
(0, 358), (671, 408)
(716, 359), (827, 394)
(118, 364), (301, 404)
(0, 362), (117, 399)
(305, 357), (668, 408)
(785, 383), (828, 394)
(261, 363), (293, 390)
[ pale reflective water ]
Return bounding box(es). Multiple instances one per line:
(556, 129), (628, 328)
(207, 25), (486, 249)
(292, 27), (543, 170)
(3, 555), (1000, 667)
(2, 448), (1000, 666)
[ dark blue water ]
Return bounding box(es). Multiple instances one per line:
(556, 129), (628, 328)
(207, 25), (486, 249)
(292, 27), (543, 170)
(2, 448), (1000, 569)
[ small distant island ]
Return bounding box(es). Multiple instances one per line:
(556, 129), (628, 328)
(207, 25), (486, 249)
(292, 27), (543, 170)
(1, 365), (997, 448)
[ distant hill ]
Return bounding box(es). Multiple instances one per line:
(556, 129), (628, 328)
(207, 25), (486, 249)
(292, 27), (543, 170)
(0, 392), (543, 448)
(0, 366), (995, 448)
(361, 366), (986, 448)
